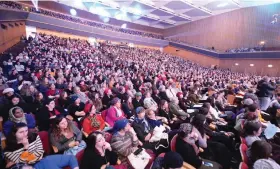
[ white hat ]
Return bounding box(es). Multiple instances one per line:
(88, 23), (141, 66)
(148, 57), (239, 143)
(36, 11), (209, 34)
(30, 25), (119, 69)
(2, 88), (14, 94)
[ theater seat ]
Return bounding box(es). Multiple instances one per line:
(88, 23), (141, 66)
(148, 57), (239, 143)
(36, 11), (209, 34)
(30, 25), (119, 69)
(240, 136), (246, 145)
(239, 162), (248, 169)
(170, 134), (178, 151)
(101, 109), (107, 121)
(38, 131), (51, 155)
(155, 153), (195, 169)
(240, 143), (248, 164)
(227, 95), (235, 105)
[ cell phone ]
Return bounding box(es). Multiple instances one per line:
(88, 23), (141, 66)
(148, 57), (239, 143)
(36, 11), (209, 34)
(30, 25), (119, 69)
(133, 148), (143, 155)
(203, 161), (213, 167)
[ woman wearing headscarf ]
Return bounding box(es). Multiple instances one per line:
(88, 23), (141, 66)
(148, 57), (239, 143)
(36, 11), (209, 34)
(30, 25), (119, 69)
(3, 106), (36, 136)
(106, 97), (125, 127)
(67, 95), (86, 122)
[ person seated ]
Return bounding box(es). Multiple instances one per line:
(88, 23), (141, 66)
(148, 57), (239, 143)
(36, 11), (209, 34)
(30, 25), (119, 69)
(251, 140), (280, 169)
(132, 92), (144, 109)
(36, 99), (64, 131)
(46, 83), (61, 99)
(110, 119), (140, 164)
(106, 98), (125, 127)
(122, 95), (134, 119)
(19, 154), (79, 169)
(177, 92), (189, 111)
(3, 107), (36, 136)
(102, 88), (113, 109)
(158, 100), (180, 129)
(175, 123), (221, 169)
(56, 91), (71, 111)
(67, 95), (86, 122)
(151, 151), (184, 169)
(169, 98), (190, 121)
(4, 123), (44, 168)
(31, 92), (45, 114)
(81, 131), (126, 169)
(82, 105), (108, 137)
(50, 115), (86, 155)
(143, 91), (158, 112)
(73, 86), (89, 104)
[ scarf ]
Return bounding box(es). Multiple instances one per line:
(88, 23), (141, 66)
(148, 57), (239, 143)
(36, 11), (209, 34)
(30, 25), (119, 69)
(114, 106), (122, 117)
(88, 115), (100, 128)
(135, 117), (150, 133)
(9, 107), (27, 124)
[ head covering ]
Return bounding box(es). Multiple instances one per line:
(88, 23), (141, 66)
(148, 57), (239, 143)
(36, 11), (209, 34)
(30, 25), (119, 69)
(244, 98), (254, 106)
(135, 92), (142, 97)
(104, 88), (110, 95)
(176, 92), (183, 97)
(179, 123), (193, 135)
(113, 119), (129, 133)
(70, 95), (79, 103)
(164, 152), (184, 168)
(45, 98), (54, 105)
(3, 88), (14, 94)
(135, 106), (145, 114)
(9, 106), (27, 124)
(111, 97), (120, 105)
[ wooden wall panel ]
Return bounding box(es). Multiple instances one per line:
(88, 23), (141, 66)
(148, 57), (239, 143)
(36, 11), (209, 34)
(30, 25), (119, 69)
(164, 3), (280, 51)
(0, 21), (26, 53)
(163, 46), (220, 67)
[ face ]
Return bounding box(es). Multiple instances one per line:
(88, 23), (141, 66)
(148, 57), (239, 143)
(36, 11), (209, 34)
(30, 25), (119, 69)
(75, 98), (81, 105)
(29, 86), (35, 92)
(186, 129), (199, 144)
(58, 118), (68, 129)
(254, 127), (262, 136)
(137, 111), (146, 119)
(47, 101), (55, 109)
(123, 123), (131, 132)
(16, 126), (28, 141)
(95, 134), (105, 148)
(128, 96), (132, 102)
(38, 93), (43, 100)
(115, 100), (121, 108)
(136, 95), (141, 100)
(13, 108), (24, 118)
(147, 110), (156, 120)
(12, 97), (20, 105)
(107, 90), (112, 95)
(90, 105), (96, 115)
(50, 84), (55, 90)
(18, 76), (23, 81)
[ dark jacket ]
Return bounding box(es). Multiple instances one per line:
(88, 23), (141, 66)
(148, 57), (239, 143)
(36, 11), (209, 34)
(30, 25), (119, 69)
(158, 91), (170, 102)
(132, 98), (144, 109)
(257, 81), (275, 98)
(132, 119), (152, 142)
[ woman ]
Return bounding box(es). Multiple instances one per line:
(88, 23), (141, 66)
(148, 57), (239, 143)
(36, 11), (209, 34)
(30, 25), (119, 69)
(81, 131), (126, 169)
(122, 95), (134, 118)
(251, 140), (280, 169)
(4, 123), (44, 168)
(67, 95), (86, 122)
(175, 123), (221, 169)
(82, 105), (107, 136)
(4, 123), (79, 169)
(56, 91), (71, 111)
(50, 115), (86, 155)
(242, 121), (262, 161)
(106, 98), (125, 127)
(31, 92), (45, 114)
(65, 82), (74, 96)
(158, 100), (178, 129)
(90, 92), (103, 112)
(3, 107), (36, 136)
(20, 84), (38, 104)
(46, 83), (61, 99)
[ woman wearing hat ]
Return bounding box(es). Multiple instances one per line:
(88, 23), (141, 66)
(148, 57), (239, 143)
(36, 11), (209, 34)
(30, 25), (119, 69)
(3, 107), (36, 136)
(67, 95), (86, 122)
(176, 123), (222, 169)
(106, 97), (125, 127)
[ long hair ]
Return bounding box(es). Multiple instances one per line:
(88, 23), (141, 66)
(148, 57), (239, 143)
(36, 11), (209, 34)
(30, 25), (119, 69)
(50, 115), (73, 141)
(191, 114), (206, 136)
(85, 131), (103, 151)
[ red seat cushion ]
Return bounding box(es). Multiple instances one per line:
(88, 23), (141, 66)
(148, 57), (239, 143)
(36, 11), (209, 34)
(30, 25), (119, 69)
(38, 131), (51, 155)
(171, 134), (178, 151)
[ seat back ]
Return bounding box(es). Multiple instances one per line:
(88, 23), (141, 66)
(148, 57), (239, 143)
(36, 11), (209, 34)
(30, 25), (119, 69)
(239, 162), (248, 169)
(171, 134), (178, 151)
(240, 136), (246, 145)
(101, 109), (107, 121)
(240, 143), (248, 164)
(38, 131), (51, 155)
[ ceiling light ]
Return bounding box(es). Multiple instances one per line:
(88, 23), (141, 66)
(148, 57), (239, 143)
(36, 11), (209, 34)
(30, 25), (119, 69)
(235, 63), (239, 66)
(260, 41), (265, 45)
(268, 64), (273, 68)
(70, 9), (77, 16)
(121, 23), (127, 29)
(250, 64), (254, 67)
(217, 3), (228, 8)
(103, 17), (110, 23)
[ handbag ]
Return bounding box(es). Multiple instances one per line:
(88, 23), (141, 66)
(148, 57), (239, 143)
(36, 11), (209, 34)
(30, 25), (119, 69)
(127, 148), (151, 169)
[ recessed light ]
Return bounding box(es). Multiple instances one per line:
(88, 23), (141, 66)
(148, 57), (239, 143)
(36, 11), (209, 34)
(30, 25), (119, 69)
(235, 63), (239, 66)
(250, 64), (254, 67)
(70, 9), (77, 16)
(268, 64), (273, 68)
(217, 3), (228, 8)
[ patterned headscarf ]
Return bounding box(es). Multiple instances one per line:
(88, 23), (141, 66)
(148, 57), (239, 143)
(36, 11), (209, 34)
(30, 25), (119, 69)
(179, 123), (193, 135)
(9, 106), (27, 124)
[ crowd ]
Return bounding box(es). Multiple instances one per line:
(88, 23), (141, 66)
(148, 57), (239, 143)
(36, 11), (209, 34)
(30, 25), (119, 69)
(225, 47), (263, 53)
(0, 32), (280, 169)
(0, 1), (164, 40)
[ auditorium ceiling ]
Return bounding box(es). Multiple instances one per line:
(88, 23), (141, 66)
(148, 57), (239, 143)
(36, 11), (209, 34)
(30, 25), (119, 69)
(57, 0), (280, 29)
